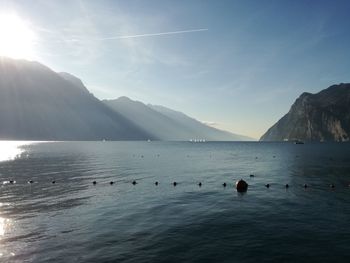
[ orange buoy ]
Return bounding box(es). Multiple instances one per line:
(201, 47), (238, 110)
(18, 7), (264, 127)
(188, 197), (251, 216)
(236, 179), (248, 192)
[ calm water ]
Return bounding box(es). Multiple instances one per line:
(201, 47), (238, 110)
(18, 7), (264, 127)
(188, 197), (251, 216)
(0, 141), (350, 263)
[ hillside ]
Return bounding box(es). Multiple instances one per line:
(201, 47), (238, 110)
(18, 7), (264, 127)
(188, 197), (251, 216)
(0, 57), (152, 140)
(104, 97), (252, 141)
(260, 83), (350, 142)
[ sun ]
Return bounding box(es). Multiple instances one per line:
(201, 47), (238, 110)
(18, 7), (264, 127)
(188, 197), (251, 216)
(0, 13), (37, 59)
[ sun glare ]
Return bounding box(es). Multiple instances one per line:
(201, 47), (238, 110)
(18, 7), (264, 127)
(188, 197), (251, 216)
(0, 13), (37, 59)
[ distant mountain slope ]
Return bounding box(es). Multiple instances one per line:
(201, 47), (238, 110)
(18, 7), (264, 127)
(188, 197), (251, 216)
(260, 83), (350, 142)
(103, 97), (191, 140)
(0, 57), (152, 140)
(150, 104), (253, 141)
(104, 97), (252, 141)
(58, 72), (89, 93)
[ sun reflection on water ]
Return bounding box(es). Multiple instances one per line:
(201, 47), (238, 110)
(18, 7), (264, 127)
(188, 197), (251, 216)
(0, 141), (35, 162)
(0, 217), (11, 236)
(0, 215), (15, 258)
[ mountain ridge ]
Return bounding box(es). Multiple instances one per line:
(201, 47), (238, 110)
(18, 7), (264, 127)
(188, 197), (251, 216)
(104, 97), (252, 141)
(148, 103), (253, 141)
(0, 57), (152, 140)
(0, 57), (251, 141)
(260, 83), (350, 142)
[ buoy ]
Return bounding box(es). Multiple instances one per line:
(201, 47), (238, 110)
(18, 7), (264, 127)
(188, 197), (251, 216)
(304, 184), (308, 188)
(28, 180), (34, 184)
(198, 182), (202, 187)
(285, 184), (289, 188)
(52, 181), (56, 184)
(92, 181), (97, 185)
(132, 181), (137, 185)
(236, 179), (248, 192)
(173, 182), (177, 186)
(223, 182), (227, 187)
(110, 181), (114, 185)
(330, 184), (335, 188)
(265, 183), (270, 188)
(155, 181), (159, 186)
(250, 174), (254, 177)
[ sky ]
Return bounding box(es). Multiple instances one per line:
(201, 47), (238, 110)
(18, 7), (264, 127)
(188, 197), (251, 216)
(1, 0), (350, 139)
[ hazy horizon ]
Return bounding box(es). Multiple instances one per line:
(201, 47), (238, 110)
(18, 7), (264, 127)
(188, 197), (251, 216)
(1, 0), (350, 138)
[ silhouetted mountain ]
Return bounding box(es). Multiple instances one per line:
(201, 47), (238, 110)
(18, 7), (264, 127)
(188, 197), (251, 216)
(0, 57), (152, 140)
(150, 104), (253, 141)
(58, 72), (89, 93)
(104, 97), (252, 141)
(260, 83), (350, 142)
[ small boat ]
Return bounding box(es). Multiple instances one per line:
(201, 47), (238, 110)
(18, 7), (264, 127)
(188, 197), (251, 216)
(294, 140), (304, 144)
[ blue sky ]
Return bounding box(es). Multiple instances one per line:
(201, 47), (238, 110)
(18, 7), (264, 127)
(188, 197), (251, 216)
(1, 0), (350, 138)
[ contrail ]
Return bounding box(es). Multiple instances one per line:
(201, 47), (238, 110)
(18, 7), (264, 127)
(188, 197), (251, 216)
(97, 28), (208, 40)
(62, 28), (208, 43)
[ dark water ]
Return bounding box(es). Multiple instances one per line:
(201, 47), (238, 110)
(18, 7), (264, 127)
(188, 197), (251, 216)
(0, 141), (350, 263)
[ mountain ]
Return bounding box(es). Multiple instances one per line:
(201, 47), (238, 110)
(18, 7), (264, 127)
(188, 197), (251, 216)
(104, 97), (252, 141)
(58, 72), (89, 93)
(260, 83), (350, 142)
(149, 104), (253, 141)
(0, 57), (152, 140)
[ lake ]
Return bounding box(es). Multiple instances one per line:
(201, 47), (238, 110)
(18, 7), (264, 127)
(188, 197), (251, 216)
(0, 141), (350, 262)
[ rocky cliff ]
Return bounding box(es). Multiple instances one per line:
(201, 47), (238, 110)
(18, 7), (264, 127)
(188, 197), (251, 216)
(260, 83), (350, 142)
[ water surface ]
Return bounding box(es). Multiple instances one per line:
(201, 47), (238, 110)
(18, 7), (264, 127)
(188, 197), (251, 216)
(0, 141), (349, 262)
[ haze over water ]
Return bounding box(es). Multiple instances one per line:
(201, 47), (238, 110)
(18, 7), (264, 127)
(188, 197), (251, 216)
(0, 141), (350, 262)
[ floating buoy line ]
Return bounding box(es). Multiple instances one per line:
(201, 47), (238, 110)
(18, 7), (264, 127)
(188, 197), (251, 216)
(0, 154), (347, 192)
(0, 178), (346, 193)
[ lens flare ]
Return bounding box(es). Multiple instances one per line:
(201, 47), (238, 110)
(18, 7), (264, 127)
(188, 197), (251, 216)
(0, 13), (37, 59)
